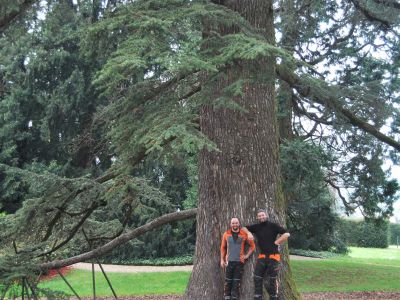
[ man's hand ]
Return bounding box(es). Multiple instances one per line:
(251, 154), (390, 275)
(274, 232), (290, 246)
(241, 252), (252, 262)
(220, 260), (227, 268)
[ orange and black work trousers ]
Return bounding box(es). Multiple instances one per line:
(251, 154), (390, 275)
(224, 261), (244, 300)
(253, 254), (280, 300)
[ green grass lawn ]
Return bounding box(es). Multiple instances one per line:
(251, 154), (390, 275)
(39, 271), (190, 297)
(37, 247), (400, 297)
(291, 260), (400, 292)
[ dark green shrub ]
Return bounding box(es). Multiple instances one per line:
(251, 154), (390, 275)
(290, 249), (344, 259)
(100, 255), (193, 266)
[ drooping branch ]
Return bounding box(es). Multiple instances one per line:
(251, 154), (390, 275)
(276, 65), (400, 152)
(41, 183), (95, 242)
(39, 200), (103, 257)
(39, 208), (197, 270)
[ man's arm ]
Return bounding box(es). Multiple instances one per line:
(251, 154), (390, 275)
(241, 227), (254, 240)
(244, 237), (256, 260)
(220, 233), (228, 268)
(274, 232), (290, 245)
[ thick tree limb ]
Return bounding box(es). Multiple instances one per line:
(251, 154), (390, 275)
(39, 208), (197, 270)
(95, 171), (118, 183)
(276, 65), (400, 152)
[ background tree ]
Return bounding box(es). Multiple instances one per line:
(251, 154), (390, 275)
(0, 0), (196, 262)
(338, 219), (389, 248)
(0, 0), (112, 213)
(281, 140), (346, 252)
(389, 223), (400, 245)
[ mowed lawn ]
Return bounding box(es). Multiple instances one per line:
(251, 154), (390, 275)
(292, 246), (400, 292)
(39, 271), (190, 297)
(38, 247), (400, 297)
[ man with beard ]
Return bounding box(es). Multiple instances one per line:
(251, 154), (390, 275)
(220, 217), (255, 300)
(243, 209), (290, 300)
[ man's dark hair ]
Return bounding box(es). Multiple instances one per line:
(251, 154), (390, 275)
(257, 209), (266, 214)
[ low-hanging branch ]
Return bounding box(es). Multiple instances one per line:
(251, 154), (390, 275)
(39, 208), (198, 270)
(41, 183), (96, 242)
(39, 200), (103, 257)
(276, 64), (400, 152)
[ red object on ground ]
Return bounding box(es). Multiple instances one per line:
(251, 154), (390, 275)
(39, 266), (72, 281)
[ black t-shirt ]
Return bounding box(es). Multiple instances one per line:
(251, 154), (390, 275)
(232, 231), (239, 242)
(246, 221), (287, 255)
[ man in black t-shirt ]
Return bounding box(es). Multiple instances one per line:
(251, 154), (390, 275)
(243, 209), (290, 300)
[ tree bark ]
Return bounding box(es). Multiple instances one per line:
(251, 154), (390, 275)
(183, 1), (301, 299)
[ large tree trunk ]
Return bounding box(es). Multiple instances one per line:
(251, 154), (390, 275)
(183, 1), (301, 299)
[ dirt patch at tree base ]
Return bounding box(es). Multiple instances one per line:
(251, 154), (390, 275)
(82, 292), (400, 300)
(302, 291), (400, 299)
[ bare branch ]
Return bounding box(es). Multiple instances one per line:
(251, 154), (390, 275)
(325, 179), (357, 212)
(292, 97), (334, 126)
